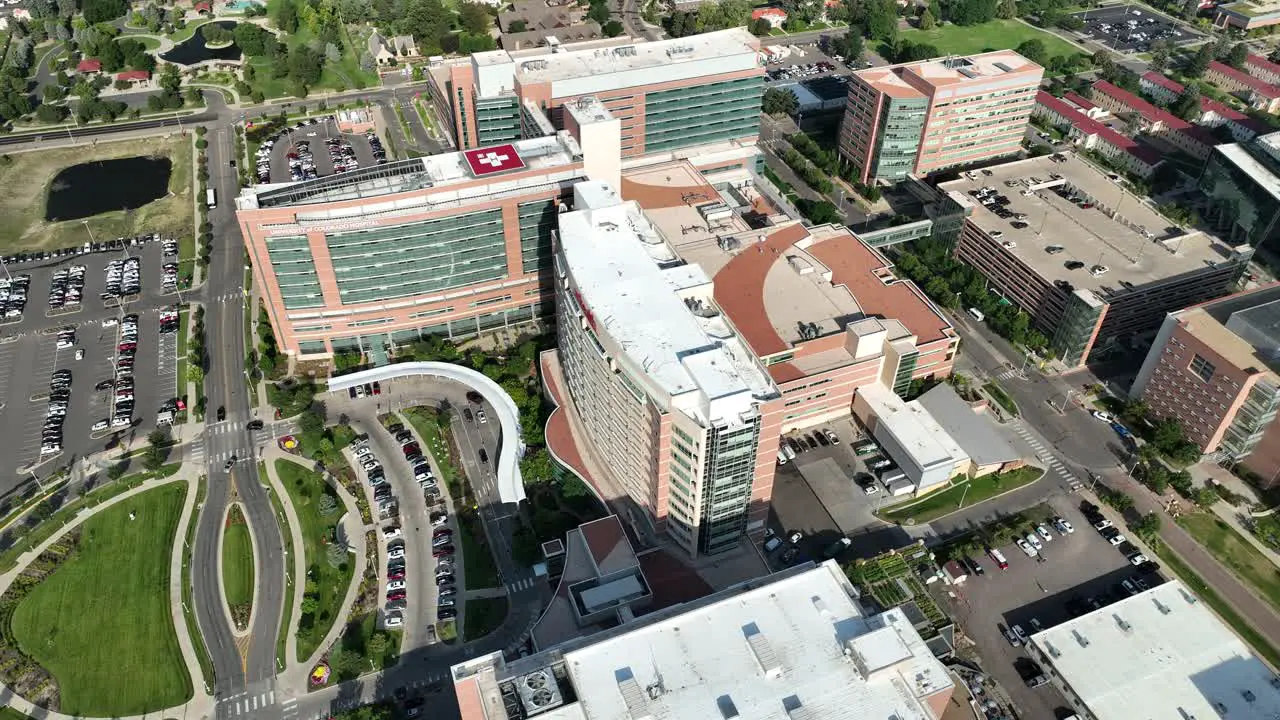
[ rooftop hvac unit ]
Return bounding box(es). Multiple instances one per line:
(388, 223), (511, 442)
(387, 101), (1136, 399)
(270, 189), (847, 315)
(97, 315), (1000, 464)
(518, 669), (566, 716)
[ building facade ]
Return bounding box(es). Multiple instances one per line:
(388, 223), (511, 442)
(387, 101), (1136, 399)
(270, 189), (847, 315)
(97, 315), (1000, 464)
(838, 51), (1043, 185)
(553, 181), (782, 557)
(236, 134), (592, 359)
(1131, 285), (1280, 482)
(1200, 131), (1280, 252)
(428, 29), (764, 158)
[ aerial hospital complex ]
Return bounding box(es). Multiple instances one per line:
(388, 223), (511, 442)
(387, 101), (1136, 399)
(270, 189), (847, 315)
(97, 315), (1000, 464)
(236, 29), (982, 559)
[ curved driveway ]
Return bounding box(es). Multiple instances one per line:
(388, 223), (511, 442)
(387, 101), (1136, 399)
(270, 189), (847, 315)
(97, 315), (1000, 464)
(328, 364), (528, 505)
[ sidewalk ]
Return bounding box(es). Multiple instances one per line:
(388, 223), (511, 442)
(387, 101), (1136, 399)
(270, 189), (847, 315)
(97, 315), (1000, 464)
(0, 469), (216, 720)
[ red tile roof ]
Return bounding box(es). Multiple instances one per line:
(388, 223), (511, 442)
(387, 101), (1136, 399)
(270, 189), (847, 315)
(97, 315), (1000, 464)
(1036, 91), (1164, 168)
(1210, 61), (1280, 99)
(752, 7), (787, 17)
(194, 0), (212, 10)
(1141, 71), (1185, 94)
(1062, 91), (1096, 110)
(76, 59), (101, 73)
(1091, 80), (1216, 154)
(1200, 96), (1272, 134)
(1247, 53), (1280, 79)
(116, 70), (151, 81)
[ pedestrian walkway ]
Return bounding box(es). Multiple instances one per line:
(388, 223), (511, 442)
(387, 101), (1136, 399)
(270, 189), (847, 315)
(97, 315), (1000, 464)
(505, 577), (536, 593)
(1010, 420), (1080, 487)
(219, 688), (275, 717)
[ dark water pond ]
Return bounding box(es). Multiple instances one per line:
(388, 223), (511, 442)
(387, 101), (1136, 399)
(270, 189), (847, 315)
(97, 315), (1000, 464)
(160, 20), (243, 65)
(45, 156), (172, 222)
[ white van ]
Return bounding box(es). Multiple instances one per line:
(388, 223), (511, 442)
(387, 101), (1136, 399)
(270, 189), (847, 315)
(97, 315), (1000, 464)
(968, 307), (985, 322)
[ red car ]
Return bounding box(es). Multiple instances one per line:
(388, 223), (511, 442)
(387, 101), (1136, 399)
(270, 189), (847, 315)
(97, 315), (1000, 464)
(432, 545), (455, 558)
(386, 591), (406, 601)
(118, 342), (136, 352)
(387, 570), (406, 581)
(372, 381), (381, 395)
(402, 444), (420, 457)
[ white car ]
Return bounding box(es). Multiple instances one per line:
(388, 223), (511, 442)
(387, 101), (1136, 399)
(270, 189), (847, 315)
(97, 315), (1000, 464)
(431, 514), (448, 527)
(1025, 533), (1043, 551)
(385, 613), (404, 628)
(74, 349), (85, 360)
(101, 318), (117, 328)
(1053, 516), (1074, 534)
(1016, 538), (1036, 557)
(1036, 525), (1053, 542)
(355, 446), (372, 457)
(383, 526), (401, 540)
(476, 409), (487, 424)
(387, 579), (406, 591)
(111, 416), (131, 428)
(1128, 553), (1149, 566)
(1092, 410), (1114, 422)
(388, 547), (405, 560)
(91, 420), (109, 432)
(1109, 534), (1127, 546)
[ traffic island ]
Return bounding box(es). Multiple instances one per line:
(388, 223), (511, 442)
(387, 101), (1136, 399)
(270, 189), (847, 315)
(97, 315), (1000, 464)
(221, 503), (255, 631)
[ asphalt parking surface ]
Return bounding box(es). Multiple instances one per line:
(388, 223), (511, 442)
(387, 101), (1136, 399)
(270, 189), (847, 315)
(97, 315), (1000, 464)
(263, 118), (386, 184)
(765, 43), (860, 84)
(938, 494), (1166, 720)
(1071, 4), (1197, 53)
(0, 240), (182, 492)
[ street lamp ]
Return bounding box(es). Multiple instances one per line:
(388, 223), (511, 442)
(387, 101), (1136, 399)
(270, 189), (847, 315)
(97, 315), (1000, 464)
(1053, 389), (1078, 414)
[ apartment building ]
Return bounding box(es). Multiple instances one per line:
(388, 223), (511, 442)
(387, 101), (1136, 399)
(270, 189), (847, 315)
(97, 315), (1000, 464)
(940, 154), (1251, 367)
(1246, 53), (1280, 86)
(1215, 0), (1280, 30)
(1027, 581), (1280, 720)
(452, 561), (955, 720)
(427, 28), (764, 158)
(1033, 91), (1162, 178)
(838, 50), (1043, 185)
(1088, 80), (1217, 160)
(1205, 61), (1280, 113)
(1199, 130), (1280, 251)
(1131, 285), (1280, 482)
(544, 159), (957, 554)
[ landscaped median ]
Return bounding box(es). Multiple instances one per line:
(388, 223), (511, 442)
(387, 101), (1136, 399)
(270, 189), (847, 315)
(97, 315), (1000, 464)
(1177, 513), (1280, 617)
(879, 466), (1043, 525)
(222, 503), (255, 631)
(6, 483), (192, 716)
(275, 458), (355, 663)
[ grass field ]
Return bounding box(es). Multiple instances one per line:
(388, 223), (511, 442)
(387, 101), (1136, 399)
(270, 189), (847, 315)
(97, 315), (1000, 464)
(0, 134), (193, 254)
(181, 476), (214, 690)
(459, 512), (500, 589)
(221, 509), (255, 609)
(880, 466), (1043, 525)
(0, 708), (31, 720)
(892, 20), (1082, 64)
(262, 461), (295, 670)
(276, 458), (354, 662)
(1178, 513), (1280, 614)
(463, 597), (508, 641)
(10, 483), (192, 716)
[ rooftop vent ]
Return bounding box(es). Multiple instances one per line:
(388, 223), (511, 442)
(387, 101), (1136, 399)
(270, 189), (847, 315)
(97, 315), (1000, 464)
(744, 626), (782, 679)
(994, 61), (1014, 72)
(717, 695), (740, 720)
(1045, 641), (1061, 659)
(1113, 614), (1132, 632)
(1179, 588), (1199, 605)
(617, 675), (653, 720)
(517, 668), (566, 716)
(1153, 598), (1171, 615)
(1072, 629), (1090, 648)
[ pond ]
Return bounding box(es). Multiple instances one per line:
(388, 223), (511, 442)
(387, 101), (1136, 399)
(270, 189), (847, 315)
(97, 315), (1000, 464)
(160, 20), (243, 65)
(45, 156), (172, 222)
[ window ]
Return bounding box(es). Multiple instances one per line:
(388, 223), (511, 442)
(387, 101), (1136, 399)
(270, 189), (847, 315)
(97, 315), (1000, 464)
(1189, 354), (1216, 383)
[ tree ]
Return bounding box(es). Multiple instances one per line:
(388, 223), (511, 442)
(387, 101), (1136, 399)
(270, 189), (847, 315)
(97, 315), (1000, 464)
(1015, 38), (1047, 65)
(1187, 42), (1214, 77)
(35, 104), (68, 123)
(1171, 86), (1201, 120)
(299, 409), (325, 435)
(946, 0), (998, 25)
(275, 0), (299, 32)
(507, 18), (527, 31)
(919, 8), (937, 29)
(300, 596), (319, 615)
(1181, 0), (1199, 18)
(1227, 42), (1248, 68)
(1134, 512), (1162, 539)
(82, 0), (128, 23)
(761, 86), (798, 115)
(602, 19), (624, 36)
(865, 0), (898, 41)
(797, 198), (840, 224)
(234, 22), (275, 55)
(399, 0), (449, 53)
(288, 43), (324, 87)
(142, 445), (165, 472)
(587, 0), (610, 24)
(459, 1), (491, 33)
(367, 633), (388, 662)
(749, 16), (771, 35)
(996, 0), (1016, 18)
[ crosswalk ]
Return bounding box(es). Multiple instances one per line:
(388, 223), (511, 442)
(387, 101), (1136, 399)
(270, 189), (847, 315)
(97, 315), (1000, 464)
(219, 690), (275, 717)
(507, 577), (537, 593)
(1011, 420), (1080, 486)
(993, 367), (1023, 381)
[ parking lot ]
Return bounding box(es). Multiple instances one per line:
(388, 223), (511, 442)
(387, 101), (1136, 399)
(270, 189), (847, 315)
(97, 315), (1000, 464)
(0, 239), (182, 491)
(764, 42), (863, 84)
(259, 117), (388, 185)
(1071, 4), (1198, 53)
(938, 494), (1165, 720)
(348, 409), (453, 649)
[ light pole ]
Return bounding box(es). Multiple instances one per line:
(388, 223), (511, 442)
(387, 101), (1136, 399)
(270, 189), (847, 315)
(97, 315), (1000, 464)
(1054, 389), (1078, 414)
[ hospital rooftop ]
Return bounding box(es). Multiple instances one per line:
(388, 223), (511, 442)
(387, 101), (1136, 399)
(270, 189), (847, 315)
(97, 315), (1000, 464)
(237, 133), (582, 210)
(451, 560), (954, 720)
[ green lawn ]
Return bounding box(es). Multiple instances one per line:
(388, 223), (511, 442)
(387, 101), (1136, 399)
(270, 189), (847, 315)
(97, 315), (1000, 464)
(463, 597), (508, 641)
(181, 476), (214, 690)
(276, 458), (355, 662)
(1149, 536), (1280, 670)
(880, 466), (1043, 525)
(0, 708), (31, 720)
(892, 20), (1082, 64)
(1178, 513), (1280, 614)
(221, 512), (255, 608)
(459, 511), (500, 589)
(262, 461), (295, 671)
(983, 381), (1019, 417)
(10, 483), (192, 716)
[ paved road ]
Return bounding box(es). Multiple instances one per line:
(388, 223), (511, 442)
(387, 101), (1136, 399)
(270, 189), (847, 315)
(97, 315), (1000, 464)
(190, 118), (290, 719)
